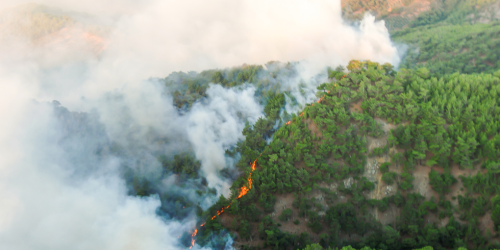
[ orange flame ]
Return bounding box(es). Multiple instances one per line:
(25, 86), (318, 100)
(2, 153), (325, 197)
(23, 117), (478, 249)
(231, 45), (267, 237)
(190, 159), (257, 248)
(191, 73), (350, 247)
(189, 71), (347, 246)
(236, 160), (256, 199)
(190, 229), (198, 248)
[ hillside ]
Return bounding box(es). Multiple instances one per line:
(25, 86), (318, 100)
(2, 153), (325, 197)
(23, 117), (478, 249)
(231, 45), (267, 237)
(390, 0), (500, 75)
(340, 0), (500, 75)
(393, 21), (500, 75)
(191, 61), (500, 250)
(0, 3), (109, 55)
(342, 0), (435, 30)
(341, 0), (500, 30)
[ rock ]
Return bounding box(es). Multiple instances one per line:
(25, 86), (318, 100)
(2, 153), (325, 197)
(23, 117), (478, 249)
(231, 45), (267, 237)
(344, 177), (354, 189)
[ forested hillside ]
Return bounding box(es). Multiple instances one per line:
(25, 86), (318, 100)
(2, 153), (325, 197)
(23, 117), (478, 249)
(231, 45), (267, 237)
(380, 0), (500, 76)
(341, 0), (500, 76)
(300, 244), (463, 250)
(189, 60), (500, 250)
(0, 3), (109, 54)
(162, 61), (310, 110)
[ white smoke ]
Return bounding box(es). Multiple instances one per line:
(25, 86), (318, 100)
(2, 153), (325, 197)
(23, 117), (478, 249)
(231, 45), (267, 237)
(0, 0), (401, 249)
(186, 84), (263, 197)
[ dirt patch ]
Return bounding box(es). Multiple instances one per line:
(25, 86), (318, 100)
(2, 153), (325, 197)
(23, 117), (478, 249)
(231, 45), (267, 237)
(413, 164), (436, 200)
(274, 193), (322, 239)
(350, 100), (363, 113)
(306, 118), (322, 138)
(387, 0), (431, 22)
(481, 211), (496, 238)
(469, 1), (500, 24)
(387, 0), (404, 12)
(362, 118), (402, 225)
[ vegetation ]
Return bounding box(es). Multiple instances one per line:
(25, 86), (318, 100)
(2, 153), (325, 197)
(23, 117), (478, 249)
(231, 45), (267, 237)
(390, 0), (500, 75)
(191, 59), (500, 250)
(301, 244), (467, 250)
(162, 61), (300, 110)
(394, 21), (500, 75)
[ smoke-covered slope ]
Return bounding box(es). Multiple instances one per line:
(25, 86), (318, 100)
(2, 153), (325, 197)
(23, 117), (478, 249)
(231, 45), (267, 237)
(0, 1), (442, 250)
(0, 3), (109, 55)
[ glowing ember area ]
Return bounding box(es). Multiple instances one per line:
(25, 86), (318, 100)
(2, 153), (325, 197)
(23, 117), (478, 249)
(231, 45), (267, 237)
(300, 112), (304, 116)
(190, 229), (198, 248)
(211, 205), (231, 220)
(237, 160), (256, 198)
(286, 121), (291, 125)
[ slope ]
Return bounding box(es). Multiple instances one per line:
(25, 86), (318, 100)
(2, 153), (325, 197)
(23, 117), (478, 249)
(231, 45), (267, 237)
(193, 60), (500, 250)
(0, 3), (109, 55)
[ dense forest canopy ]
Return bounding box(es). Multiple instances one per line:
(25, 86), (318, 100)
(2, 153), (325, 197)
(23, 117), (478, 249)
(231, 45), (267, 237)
(155, 1), (500, 249)
(121, 2), (500, 249)
(184, 59), (500, 250)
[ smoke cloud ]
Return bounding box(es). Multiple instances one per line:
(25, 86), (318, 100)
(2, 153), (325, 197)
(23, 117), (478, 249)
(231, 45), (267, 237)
(0, 0), (401, 249)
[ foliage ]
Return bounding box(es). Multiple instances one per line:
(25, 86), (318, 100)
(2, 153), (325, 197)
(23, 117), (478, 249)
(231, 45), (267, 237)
(393, 19), (500, 75)
(197, 59), (500, 250)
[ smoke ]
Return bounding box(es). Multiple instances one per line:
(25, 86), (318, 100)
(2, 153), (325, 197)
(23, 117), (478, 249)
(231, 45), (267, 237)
(186, 84), (263, 197)
(0, 0), (401, 249)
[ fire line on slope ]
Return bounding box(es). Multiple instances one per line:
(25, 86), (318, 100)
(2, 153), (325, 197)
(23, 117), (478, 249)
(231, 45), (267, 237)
(190, 159), (256, 248)
(190, 74), (347, 248)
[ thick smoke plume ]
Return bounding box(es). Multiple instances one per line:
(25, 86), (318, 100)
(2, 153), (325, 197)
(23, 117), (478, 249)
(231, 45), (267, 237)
(0, 0), (400, 249)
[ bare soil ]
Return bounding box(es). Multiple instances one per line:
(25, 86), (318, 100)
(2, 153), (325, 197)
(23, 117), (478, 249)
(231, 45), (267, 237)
(306, 118), (322, 138)
(350, 100), (363, 113)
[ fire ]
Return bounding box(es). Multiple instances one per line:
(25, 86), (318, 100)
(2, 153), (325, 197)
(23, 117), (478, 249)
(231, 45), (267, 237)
(236, 160), (256, 198)
(190, 72), (350, 247)
(190, 159), (257, 248)
(190, 229), (198, 248)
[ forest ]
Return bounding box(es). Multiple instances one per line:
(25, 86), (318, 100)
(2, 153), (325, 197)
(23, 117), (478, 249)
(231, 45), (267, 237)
(179, 60), (500, 250)
(127, 1), (500, 249)
(300, 244), (458, 250)
(390, 0), (500, 76)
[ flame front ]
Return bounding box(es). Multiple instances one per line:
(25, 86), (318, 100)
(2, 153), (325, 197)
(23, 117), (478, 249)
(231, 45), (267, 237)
(189, 73), (349, 247)
(236, 160), (256, 199)
(190, 229), (198, 248)
(190, 159), (257, 248)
